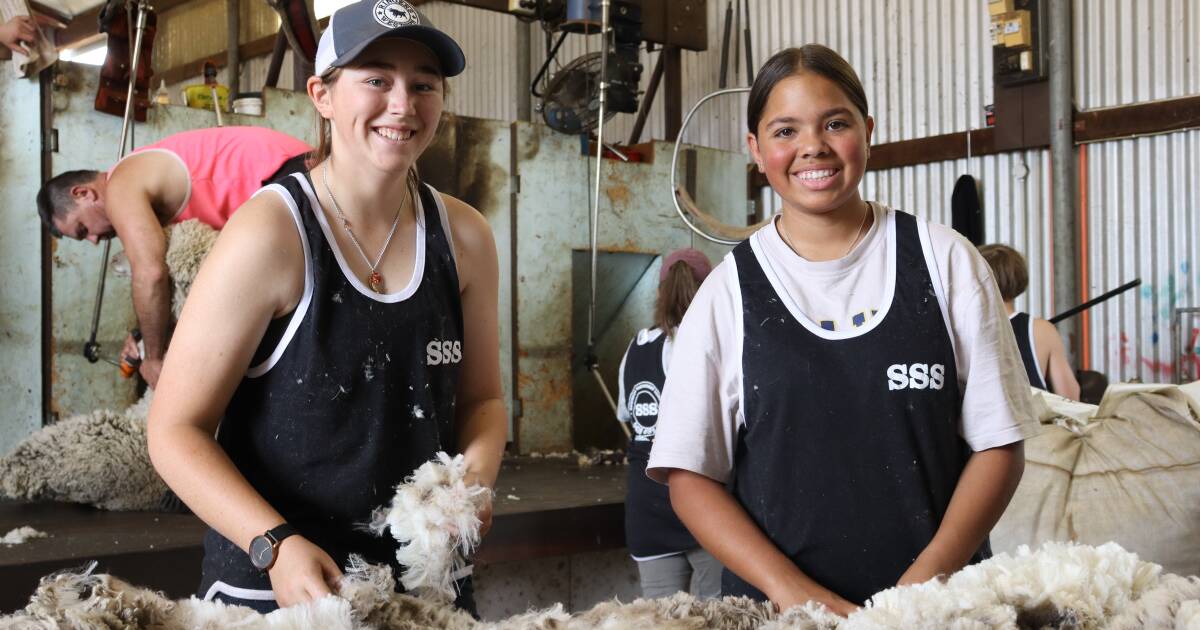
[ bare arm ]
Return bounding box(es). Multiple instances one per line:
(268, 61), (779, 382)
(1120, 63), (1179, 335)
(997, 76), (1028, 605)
(107, 154), (189, 387)
(146, 194), (339, 606)
(1034, 319), (1081, 401)
(444, 195), (507, 532)
(897, 442), (1024, 586)
(668, 469), (858, 616)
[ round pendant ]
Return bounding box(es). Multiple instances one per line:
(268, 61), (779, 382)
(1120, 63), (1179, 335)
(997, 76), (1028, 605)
(367, 271), (384, 293)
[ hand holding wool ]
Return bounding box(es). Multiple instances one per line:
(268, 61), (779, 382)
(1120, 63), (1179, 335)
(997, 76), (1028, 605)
(369, 452), (493, 602)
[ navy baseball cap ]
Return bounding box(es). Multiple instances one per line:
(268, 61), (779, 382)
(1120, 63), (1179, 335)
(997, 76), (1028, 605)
(315, 0), (466, 77)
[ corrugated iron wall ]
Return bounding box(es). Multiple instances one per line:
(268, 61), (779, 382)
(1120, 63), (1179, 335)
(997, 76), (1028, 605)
(862, 150), (1054, 319)
(1074, 0), (1200, 109)
(154, 0), (281, 76)
(1083, 131), (1200, 383)
(413, 0), (1200, 384)
(416, 2), (521, 121)
(146, 0), (1200, 384)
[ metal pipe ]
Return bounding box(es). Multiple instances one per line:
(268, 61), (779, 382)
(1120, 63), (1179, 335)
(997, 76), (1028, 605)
(1049, 0), (1079, 357)
(85, 0), (151, 363)
(264, 30), (287, 89)
(670, 87), (750, 246)
(592, 369), (630, 439)
(741, 0), (753, 83)
(718, 0), (732, 88)
(516, 19), (531, 122)
(226, 0), (240, 97)
(587, 0), (610, 353)
(1049, 278), (1140, 324)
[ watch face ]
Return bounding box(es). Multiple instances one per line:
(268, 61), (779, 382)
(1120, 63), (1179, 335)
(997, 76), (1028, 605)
(249, 535), (274, 570)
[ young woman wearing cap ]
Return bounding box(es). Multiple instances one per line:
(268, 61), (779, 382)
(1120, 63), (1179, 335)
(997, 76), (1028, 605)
(147, 0), (505, 613)
(646, 45), (1037, 615)
(616, 248), (721, 599)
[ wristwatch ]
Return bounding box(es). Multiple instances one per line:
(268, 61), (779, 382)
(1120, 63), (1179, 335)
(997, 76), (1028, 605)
(248, 523), (299, 571)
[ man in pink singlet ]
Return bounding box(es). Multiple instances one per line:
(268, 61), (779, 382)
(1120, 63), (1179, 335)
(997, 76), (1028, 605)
(36, 126), (312, 387)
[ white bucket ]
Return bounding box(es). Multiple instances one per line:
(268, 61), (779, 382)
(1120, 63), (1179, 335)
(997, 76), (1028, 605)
(232, 96), (263, 116)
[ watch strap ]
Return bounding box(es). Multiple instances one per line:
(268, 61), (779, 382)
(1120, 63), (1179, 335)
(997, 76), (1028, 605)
(265, 523), (299, 546)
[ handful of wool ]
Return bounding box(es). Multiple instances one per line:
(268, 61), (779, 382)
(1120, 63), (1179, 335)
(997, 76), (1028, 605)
(370, 452), (492, 602)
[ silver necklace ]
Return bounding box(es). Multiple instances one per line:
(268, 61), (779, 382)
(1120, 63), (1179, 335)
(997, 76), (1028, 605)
(781, 201), (872, 260)
(322, 163), (404, 293)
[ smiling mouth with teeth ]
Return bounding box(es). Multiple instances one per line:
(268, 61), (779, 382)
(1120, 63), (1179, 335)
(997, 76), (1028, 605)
(375, 127), (416, 141)
(796, 168), (838, 181)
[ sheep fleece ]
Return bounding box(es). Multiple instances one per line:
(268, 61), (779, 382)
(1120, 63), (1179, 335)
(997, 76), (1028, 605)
(0, 220), (217, 511)
(4, 542), (1200, 629)
(0, 394), (165, 511)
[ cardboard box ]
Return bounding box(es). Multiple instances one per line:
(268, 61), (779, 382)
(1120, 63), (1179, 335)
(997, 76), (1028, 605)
(988, 0), (1015, 16)
(1000, 10), (1032, 48)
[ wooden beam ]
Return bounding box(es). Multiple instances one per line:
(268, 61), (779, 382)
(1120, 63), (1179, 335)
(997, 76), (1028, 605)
(867, 128), (1002, 172)
(863, 94), (1200, 172)
(1074, 95), (1200, 143)
(152, 32), (276, 86)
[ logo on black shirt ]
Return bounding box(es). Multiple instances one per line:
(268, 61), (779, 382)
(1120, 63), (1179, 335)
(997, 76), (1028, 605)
(626, 381), (660, 441)
(426, 340), (462, 366)
(886, 363), (946, 391)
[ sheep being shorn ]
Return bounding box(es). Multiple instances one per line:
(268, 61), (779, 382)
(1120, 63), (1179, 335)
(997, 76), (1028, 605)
(163, 218), (220, 320)
(0, 221), (220, 512)
(0, 393), (167, 511)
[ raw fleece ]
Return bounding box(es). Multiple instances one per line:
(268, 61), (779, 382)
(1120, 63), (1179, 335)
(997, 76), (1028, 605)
(4, 543), (1200, 627)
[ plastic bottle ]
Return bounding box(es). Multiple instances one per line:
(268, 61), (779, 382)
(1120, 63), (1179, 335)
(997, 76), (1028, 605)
(154, 79), (170, 106)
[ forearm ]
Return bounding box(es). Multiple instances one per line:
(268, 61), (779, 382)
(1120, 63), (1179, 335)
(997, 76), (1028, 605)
(922, 443), (1024, 571)
(668, 469), (846, 609)
(131, 265), (172, 360)
(455, 398), (507, 489)
(148, 422), (285, 551)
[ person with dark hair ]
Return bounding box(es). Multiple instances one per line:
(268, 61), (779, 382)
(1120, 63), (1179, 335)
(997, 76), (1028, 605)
(616, 248), (722, 600)
(37, 127), (311, 387)
(146, 0), (504, 614)
(978, 244), (1080, 400)
(647, 45), (1037, 614)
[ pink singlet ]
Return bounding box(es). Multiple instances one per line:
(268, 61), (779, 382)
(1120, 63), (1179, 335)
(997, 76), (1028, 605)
(112, 126), (312, 229)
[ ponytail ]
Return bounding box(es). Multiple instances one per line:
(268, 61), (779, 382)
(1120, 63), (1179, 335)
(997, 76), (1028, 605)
(654, 261), (701, 334)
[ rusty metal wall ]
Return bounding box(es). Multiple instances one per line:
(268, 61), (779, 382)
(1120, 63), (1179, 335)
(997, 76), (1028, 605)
(48, 62), (317, 421)
(1082, 130), (1200, 384)
(511, 129), (745, 452)
(0, 71), (44, 455)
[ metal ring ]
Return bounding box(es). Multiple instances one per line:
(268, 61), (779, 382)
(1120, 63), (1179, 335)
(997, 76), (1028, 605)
(670, 87), (751, 245)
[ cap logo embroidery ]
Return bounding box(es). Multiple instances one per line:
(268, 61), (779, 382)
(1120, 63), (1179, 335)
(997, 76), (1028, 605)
(373, 0), (419, 28)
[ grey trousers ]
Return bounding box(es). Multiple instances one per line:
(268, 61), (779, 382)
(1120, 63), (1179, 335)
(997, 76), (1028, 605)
(635, 548), (723, 599)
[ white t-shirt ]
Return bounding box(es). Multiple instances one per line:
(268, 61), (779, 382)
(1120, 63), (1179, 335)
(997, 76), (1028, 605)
(646, 204), (1038, 485)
